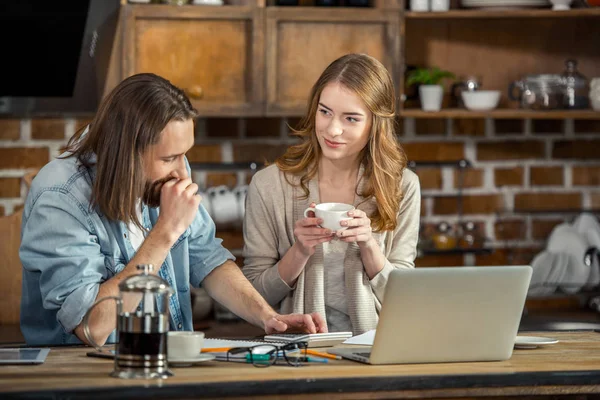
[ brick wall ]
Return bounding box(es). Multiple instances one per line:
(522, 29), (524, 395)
(2, 116), (599, 267)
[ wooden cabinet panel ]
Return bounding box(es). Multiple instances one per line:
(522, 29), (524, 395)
(266, 9), (401, 116)
(122, 6), (265, 116)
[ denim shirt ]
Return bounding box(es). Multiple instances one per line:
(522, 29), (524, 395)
(19, 154), (234, 346)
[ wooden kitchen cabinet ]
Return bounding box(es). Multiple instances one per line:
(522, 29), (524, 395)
(122, 5), (265, 117)
(265, 8), (401, 116)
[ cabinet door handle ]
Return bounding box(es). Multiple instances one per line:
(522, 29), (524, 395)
(186, 85), (204, 100)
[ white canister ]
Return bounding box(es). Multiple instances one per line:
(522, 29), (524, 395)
(410, 0), (429, 11)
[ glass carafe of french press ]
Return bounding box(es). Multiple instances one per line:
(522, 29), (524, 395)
(83, 264), (174, 379)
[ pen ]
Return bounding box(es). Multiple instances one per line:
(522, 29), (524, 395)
(305, 349), (342, 360)
(296, 356), (328, 363)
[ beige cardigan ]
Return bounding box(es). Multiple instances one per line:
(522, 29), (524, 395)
(242, 164), (421, 334)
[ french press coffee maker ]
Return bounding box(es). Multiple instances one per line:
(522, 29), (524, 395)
(83, 264), (174, 379)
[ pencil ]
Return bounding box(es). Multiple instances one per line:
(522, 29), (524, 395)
(305, 349), (342, 360)
(201, 347), (232, 353)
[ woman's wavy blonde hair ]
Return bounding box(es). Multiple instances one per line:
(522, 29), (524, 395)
(275, 53), (407, 232)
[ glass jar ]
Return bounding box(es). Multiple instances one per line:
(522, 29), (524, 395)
(432, 222), (456, 250)
(561, 59), (590, 109)
(458, 221), (484, 249)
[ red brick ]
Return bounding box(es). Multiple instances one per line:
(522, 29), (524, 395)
(433, 194), (504, 215)
(475, 247), (542, 266)
(395, 117), (404, 137)
(477, 141), (545, 161)
(454, 168), (483, 188)
(532, 119), (563, 134)
(415, 254), (464, 267)
(572, 166), (600, 186)
(531, 219), (564, 240)
(495, 219), (526, 241)
(76, 118), (93, 130)
(0, 148), (49, 169)
(216, 230), (244, 250)
(591, 193), (600, 210)
(415, 119), (446, 135)
(415, 168), (442, 190)
(494, 167), (524, 187)
(574, 120), (600, 134)
(494, 119), (523, 135)
(0, 119), (20, 140)
(206, 173), (238, 188)
(206, 118), (238, 138)
(31, 118), (66, 140)
(286, 117), (303, 132)
(403, 142), (464, 162)
(453, 118), (485, 136)
(553, 140), (600, 160)
(514, 192), (582, 212)
(233, 144), (288, 163)
(0, 178), (21, 198)
(530, 166), (563, 186)
(246, 118), (282, 138)
(186, 145), (222, 163)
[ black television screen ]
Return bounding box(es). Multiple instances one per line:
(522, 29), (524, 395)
(0, 0), (120, 116)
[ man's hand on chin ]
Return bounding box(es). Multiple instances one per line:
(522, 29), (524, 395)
(263, 312), (328, 334)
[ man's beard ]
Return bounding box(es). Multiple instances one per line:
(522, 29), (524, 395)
(142, 175), (174, 208)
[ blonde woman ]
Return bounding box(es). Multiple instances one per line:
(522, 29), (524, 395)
(242, 53), (421, 335)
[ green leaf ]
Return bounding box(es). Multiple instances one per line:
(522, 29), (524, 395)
(407, 67), (455, 87)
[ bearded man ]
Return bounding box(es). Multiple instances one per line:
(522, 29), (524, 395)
(20, 73), (326, 346)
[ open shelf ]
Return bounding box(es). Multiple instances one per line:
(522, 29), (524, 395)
(400, 108), (600, 119)
(405, 8), (600, 19)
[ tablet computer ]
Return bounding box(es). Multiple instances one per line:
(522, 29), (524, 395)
(0, 348), (50, 365)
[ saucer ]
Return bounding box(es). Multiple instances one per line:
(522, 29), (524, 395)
(514, 336), (559, 349)
(168, 353), (215, 367)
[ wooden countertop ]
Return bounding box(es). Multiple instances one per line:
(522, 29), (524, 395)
(1, 331), (600, 399)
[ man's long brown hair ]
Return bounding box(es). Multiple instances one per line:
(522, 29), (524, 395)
(61, 73), (198, 229)
(276, 53), (407, 232)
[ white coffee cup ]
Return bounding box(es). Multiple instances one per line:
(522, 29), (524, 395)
(304, 202), (354, 232)
(167, 331), (205, 360)
(207, 185), (237, 226)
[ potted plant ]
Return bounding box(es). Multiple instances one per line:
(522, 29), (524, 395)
(407, 67), (455, 112)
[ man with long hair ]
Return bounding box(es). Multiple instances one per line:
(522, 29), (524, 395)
(20, 73), (326, 346)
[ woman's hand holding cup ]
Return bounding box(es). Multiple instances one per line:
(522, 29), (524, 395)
(336, 208), (374, 246)
(294, 202), (336, 257)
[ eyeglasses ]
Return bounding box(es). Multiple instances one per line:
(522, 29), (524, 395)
(226, 342), (308, 367)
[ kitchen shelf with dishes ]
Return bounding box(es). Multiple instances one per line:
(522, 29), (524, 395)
(400, 108), (600, 119)
(405, 8), (600, 18)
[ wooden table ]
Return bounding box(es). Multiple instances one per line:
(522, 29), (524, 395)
(1, 331), (600, 400)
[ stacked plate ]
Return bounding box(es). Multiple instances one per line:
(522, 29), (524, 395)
(461, 0), (550, 8)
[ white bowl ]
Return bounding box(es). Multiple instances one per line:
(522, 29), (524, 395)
(550, 0), (572, 10)
(461, 90), (501, 111)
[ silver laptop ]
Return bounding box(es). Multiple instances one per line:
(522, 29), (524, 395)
(329, 266), (532, 365)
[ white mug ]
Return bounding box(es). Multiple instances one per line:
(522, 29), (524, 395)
(304, 202), (354, 232)
(167, 331), (205, 360)
(197, 190), (212, 216)
(232, 184), (249, 222)
(207, 185), (237, 226)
